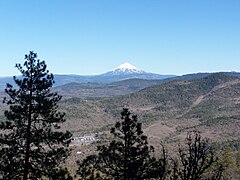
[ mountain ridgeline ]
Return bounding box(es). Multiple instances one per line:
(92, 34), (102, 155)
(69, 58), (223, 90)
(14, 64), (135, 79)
(53, 72), (240, 99)
(0, 63), (175, 88)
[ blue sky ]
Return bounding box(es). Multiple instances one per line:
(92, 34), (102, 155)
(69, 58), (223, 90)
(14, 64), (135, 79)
(0, 0), (239, 76)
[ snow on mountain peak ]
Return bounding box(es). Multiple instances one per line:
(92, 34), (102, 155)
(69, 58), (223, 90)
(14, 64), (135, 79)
(112, 63), (144, 74)
(116, 63), (139, 70)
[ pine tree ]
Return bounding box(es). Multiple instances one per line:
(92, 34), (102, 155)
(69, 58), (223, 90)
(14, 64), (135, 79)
(0, 51), (72, 179)
(77, 108), (158, 179)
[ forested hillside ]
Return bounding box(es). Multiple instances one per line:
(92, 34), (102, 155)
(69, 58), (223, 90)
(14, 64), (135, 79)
(55, 73), (240, 146)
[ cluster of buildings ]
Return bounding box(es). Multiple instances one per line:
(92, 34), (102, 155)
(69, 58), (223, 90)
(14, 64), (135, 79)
(72, 134), (97, 144)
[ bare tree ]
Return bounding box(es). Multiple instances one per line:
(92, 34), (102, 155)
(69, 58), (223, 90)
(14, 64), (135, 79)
(176, 131), (223, 180)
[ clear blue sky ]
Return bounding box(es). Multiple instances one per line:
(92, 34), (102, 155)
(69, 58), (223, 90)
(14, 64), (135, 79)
(0, 0), (239, 76)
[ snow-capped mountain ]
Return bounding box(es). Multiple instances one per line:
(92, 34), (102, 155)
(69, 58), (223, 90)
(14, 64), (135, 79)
(100, 63), (145, 77)
(111, 63), (145, 74)
(96, 63), (175, 82)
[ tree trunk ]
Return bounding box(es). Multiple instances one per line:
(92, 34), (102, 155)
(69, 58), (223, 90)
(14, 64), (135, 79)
(23, 71), (33, 180)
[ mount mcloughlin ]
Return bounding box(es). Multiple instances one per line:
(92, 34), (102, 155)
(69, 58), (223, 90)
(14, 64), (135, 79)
(0, 63), (175, 88)
(52, 63), (175, 86)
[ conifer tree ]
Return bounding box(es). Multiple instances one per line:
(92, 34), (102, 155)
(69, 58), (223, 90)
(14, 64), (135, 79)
(77, 108), (158, 179)
(0, 51), (72, 179)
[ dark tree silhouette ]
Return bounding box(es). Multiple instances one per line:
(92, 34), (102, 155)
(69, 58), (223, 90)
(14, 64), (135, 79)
(174, 131), (224, 180)
(149, 143), (169, 179)
(0, 51), (72, 179)
(77, 108), (159, 179)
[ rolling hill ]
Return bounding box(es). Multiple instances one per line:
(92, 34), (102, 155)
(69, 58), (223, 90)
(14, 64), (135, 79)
(55, 73), (240, 150)
(53, 79), (163, 99)
(53, 72), (240, 99)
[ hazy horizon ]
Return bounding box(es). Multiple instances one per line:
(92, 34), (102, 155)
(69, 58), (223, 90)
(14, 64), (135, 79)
(0, 61), (238, 78)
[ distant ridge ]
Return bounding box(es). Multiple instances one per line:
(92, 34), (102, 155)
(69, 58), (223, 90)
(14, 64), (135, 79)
(51, 72), (240, 99)
(0, 63), (175, 88)
(1, 62), (240, 89)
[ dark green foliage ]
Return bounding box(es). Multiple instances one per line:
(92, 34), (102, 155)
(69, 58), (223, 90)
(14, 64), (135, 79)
(148, 144), (169, 179)
(76, 155), (102, 180)
(48, 167), (73, 180)
(77, 108), (160, 179)
(0, 51), (72, 179)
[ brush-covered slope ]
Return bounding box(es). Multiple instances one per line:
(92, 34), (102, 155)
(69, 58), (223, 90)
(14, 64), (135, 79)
(54, 79), (163, 99)
(59, 73), (240, 143)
